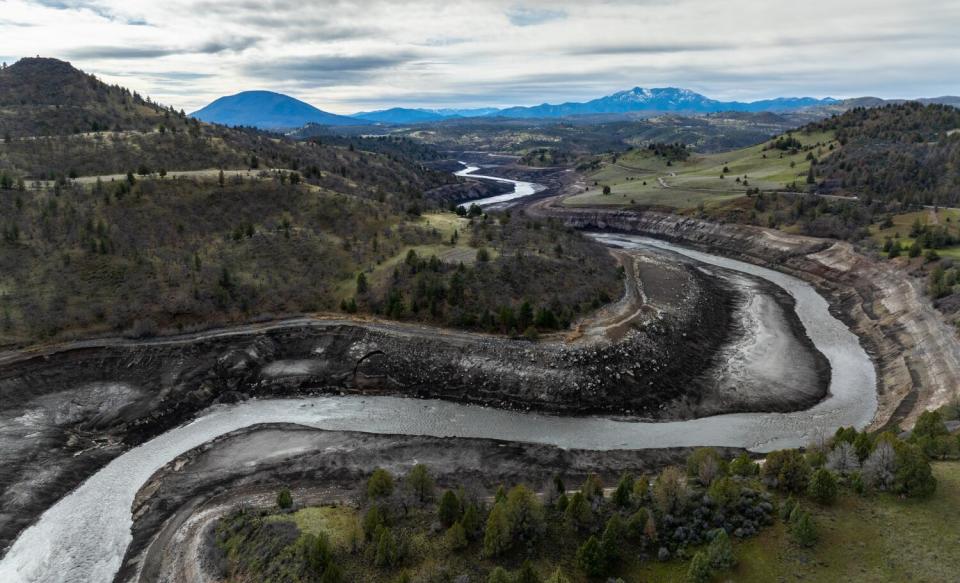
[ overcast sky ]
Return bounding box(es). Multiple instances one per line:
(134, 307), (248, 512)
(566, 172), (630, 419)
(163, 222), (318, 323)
(0, 0), (957, 114)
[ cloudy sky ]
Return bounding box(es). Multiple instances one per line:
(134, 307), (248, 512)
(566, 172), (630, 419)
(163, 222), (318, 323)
(0, 0), (956, 114)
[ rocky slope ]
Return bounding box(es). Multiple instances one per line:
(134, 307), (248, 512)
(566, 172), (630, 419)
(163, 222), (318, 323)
(528, 202), (960, 430)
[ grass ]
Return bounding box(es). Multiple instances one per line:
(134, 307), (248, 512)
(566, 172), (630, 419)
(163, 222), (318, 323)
(269, 505), (359, 552)
(565, 130), (837, 210)
(869, 208), (960, 259)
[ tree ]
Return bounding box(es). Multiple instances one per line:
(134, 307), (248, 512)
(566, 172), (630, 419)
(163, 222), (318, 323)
(438, 490), (462, 527)
(476, 247), (491, 262)
(564, 491), (592, 531)
(445, 521), (468, 551)
(483, 502), (512, 557)
(581, 473), (604, 502)
(374, 526), (398, 567)
(790, 510), (818, 547)
(601, 514), (626, 564)
(687, 448), (723, 485)
(545, 568), (571, 583)
(276, 487), (293, 510)
(707, 529), (736, 570)
(367, 468), (394, 499)
(653, 466), (686, 515)
(729, 453), (758, 476)
(505, 484), (544, 543)
(405, 464), (434, 503)
(516, 560), (541, 583)
(808, 468), (838, 505)
(487, 567), (511, 583)
(626, 508), (650, 542)
(862, 440), (897, 491)
(602, 185), (612, 195)
(826, 442), (860, 475)
(763, 449), (812, 493)
(356, 272), (368, 294)
(894, 442), (937, 498)
(218, 169), (225, 187)
(612, 473), (634, 508)
(576, 535), (607, 577)
(362, 505), (387, 540)
(462, 503), (480, 538)
(686, 550), (712, 583)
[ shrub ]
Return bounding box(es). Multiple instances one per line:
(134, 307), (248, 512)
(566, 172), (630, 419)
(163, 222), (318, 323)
(686, 550), (713, 583)
(893, 442), (937, 498)
(862, 440), (897, 491)
(707, 477), (741, 510)
(276, 488), (293, 510)
(545, 567), (571, 583)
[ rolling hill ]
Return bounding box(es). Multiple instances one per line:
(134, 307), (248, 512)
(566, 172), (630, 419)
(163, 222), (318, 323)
(190, 90), (365, 129)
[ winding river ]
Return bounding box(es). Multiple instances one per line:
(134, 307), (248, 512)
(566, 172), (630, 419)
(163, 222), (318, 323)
(454, 162), (546, 207)
(0, 201), (877, 583)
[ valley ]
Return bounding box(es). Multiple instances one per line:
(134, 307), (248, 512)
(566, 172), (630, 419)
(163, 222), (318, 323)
(1, 48), (959, 583)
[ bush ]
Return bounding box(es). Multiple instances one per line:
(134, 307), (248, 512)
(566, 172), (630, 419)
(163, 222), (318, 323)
(487, 567), (511, 583)
(893, 442), (937, 498)
(808, 468), (838, 505)
(276, 487), (293, 510)
(516, 560), (541, 583)
(790, 510), (818, 548)
(653, 466), (687, 514)
(729, 453), (759, 477)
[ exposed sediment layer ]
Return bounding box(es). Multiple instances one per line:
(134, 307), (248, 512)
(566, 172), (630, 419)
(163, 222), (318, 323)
(529, 203), (960, 430)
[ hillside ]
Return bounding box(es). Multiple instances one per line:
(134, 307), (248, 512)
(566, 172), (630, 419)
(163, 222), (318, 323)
(0, 57), (172, 138)
(808, 103), (960, 205)
(191, 90), (365, 129)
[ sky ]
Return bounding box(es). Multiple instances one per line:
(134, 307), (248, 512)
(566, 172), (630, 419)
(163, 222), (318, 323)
(0, 0), (957, 114)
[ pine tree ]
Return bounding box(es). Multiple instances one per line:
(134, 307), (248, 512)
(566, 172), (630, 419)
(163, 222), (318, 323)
(483, 502), (512, 557)
(438, 490), (462, 527)
(808, 468), (838, 505)
(576, 535), (607, 577)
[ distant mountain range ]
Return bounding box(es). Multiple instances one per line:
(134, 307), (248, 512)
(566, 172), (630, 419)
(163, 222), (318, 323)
(190, 90), (365, 129)
(190, 86), (960, 129)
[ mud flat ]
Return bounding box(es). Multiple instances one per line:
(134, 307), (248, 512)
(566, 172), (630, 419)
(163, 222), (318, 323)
(530, 202), (960, 430)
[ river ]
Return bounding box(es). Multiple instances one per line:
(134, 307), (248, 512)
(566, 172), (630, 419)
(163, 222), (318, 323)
(454, 162), (546, 207)
(0, 208), (877, 583)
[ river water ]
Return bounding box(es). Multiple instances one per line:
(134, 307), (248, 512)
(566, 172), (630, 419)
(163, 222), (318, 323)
(454, 163), (546, 207)
(0, 226), (877, 583)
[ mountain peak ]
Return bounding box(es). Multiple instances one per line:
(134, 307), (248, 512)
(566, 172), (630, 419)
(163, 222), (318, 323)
(191, 91), (365, 129)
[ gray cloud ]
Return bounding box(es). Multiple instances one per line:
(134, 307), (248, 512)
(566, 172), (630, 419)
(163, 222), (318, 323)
(242, 52), (420, 85)
(68, 36), (260, 59)
(569, 41), (734, 56)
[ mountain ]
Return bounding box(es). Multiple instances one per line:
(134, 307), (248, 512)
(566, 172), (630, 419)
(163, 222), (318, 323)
(353, 108), (450, 124)
(352, 107), (501, 124)
(495, 87), (839, 119)
(190, 91), (365, 129)
(0, 57), (172, 137)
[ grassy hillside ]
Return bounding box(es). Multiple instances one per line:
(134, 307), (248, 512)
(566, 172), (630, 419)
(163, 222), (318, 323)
(565, 130), (836, 209)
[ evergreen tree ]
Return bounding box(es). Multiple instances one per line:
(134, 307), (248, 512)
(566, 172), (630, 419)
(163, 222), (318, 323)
(686, 550), (713, 583)
(576, 535), (607, 577)
(808, 468), (838, 505)
(483, 502), (512, 557)
(706, 529), (736, 570)
(438, 490), (462, 527)
(791, 510), (818, 547)
(367, 468), (394, 499)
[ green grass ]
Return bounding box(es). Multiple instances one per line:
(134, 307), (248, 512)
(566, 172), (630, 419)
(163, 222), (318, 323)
(869, 208), (960, 259)
(565, 130), (837, 210)
(268, 505), (359, 552)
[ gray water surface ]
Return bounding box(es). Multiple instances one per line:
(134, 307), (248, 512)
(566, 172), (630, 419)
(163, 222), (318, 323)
(0, 234), (876, 583)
